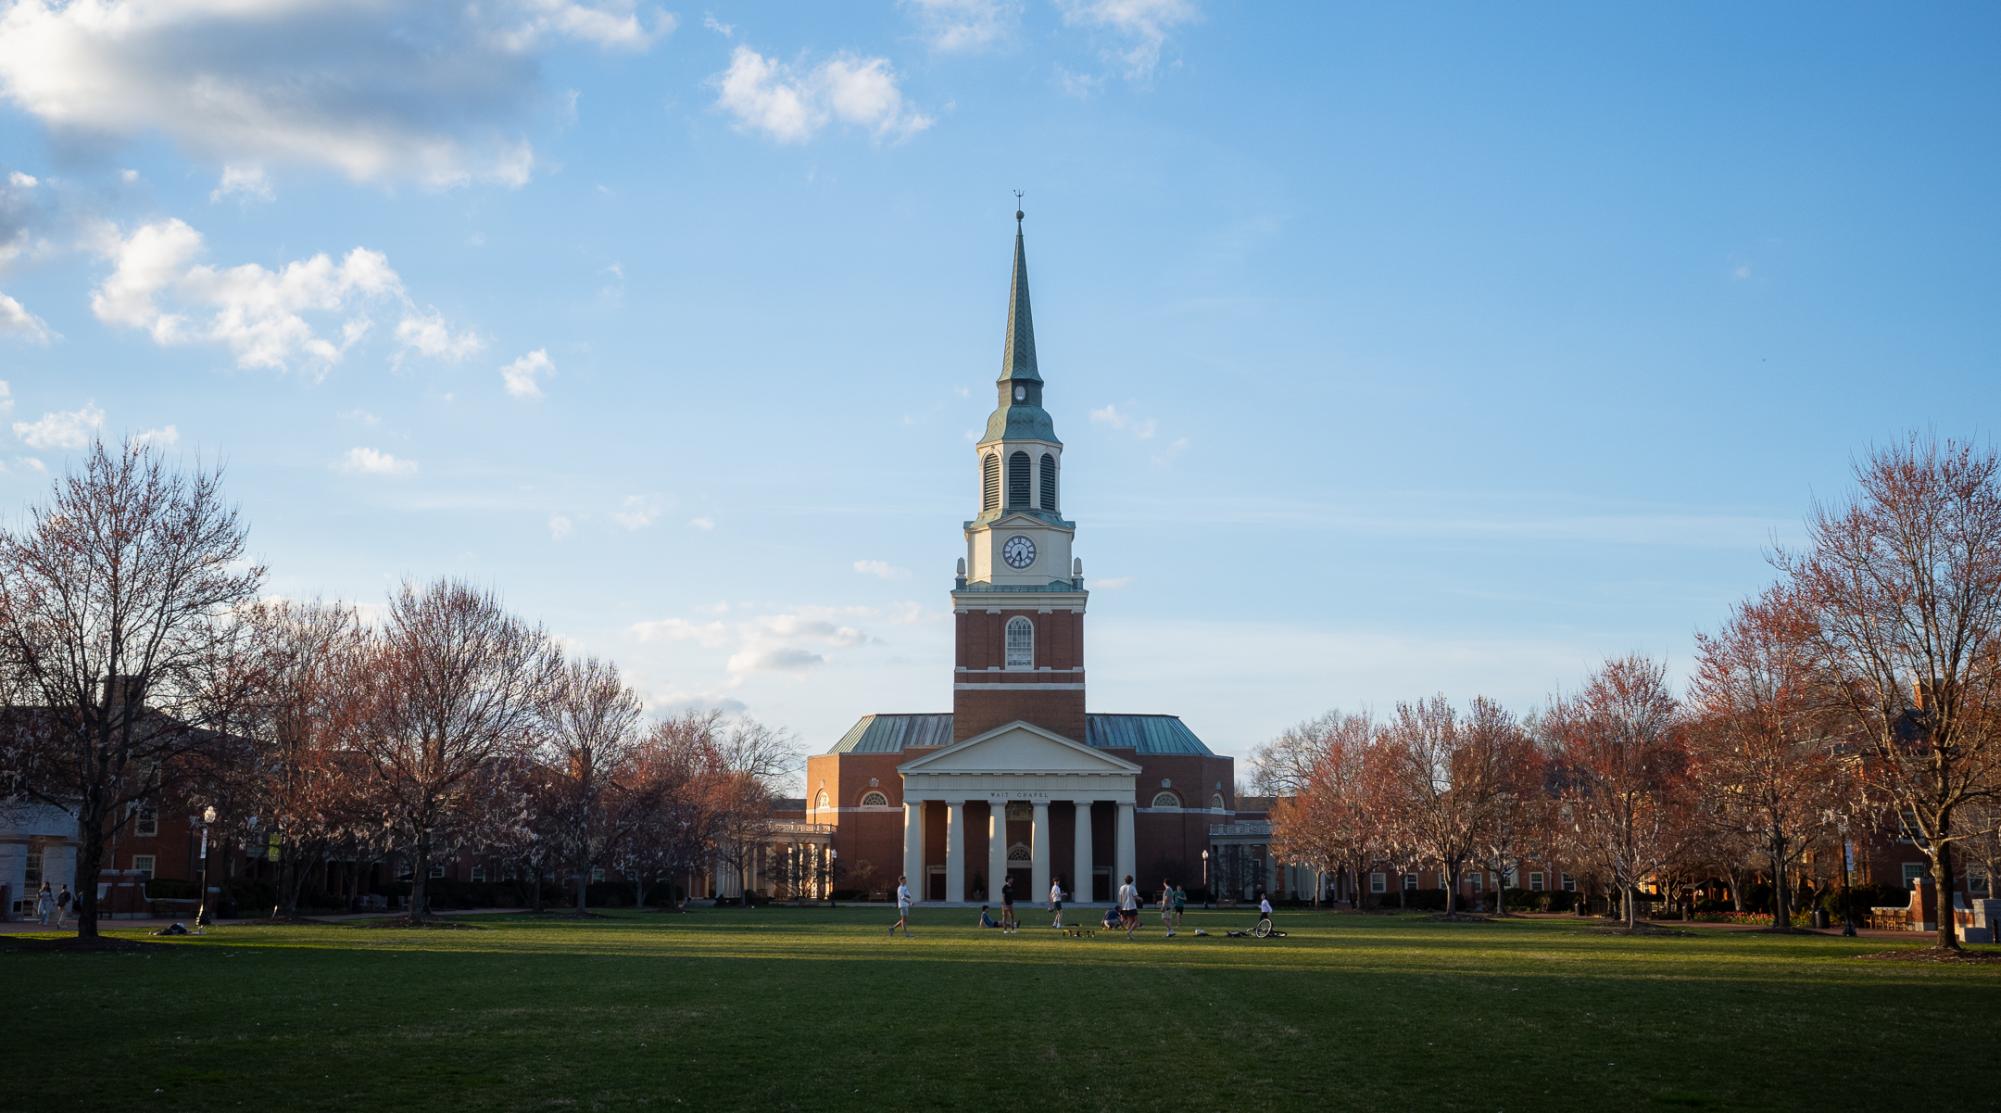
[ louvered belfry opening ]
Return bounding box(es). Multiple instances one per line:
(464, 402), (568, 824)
(1006, 450), (1031, 507)
(982, 453), (1000, 513)
(1039, 453), (1057, 511)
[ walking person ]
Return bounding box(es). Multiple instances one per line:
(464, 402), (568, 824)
(1172, 882), (1187, 933)
(1256, 890), (1274, 934)
(1159, 878), (1176, 938)
(1049, 876), (1066, 929)
(55, 884), (72, 929)
(35, 881), (52, 926)
(890, 874), (914, 937)
(1117, 874), (1140, 940)
(1000, 876), (1017, 933)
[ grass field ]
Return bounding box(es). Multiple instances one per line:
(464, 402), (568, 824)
(3, 907), (1994, 1112)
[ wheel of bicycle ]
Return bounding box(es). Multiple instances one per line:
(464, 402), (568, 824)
(1252, 920), (1271, 938)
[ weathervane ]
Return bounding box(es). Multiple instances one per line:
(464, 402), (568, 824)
(1014, 190), (1025, 225)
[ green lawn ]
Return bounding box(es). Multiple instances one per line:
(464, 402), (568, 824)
(2, 908), (1992, 1112)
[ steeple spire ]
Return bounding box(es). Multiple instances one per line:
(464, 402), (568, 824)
(1000, 202), (1041, 385)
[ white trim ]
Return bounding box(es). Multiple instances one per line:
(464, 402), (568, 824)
(953, 682), (1084, 691)
(899, 720), (1141, 776)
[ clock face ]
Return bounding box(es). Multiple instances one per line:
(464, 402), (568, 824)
(1001, 534), (1036, 570)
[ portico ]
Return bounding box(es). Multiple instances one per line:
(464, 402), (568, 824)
(897, 720), (1139, 905)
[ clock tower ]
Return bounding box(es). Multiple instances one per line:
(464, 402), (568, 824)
(951, 209), (1088, 743)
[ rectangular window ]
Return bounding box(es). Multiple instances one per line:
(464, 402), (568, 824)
(1901, 863), (1925, 889)
(429, 864), (446, 879)
(501, 863), (517, 882)
(590, 867), (606, 883)
(470, 864), (486, 883)
(1403, 873), (1418, 891)
(1529, 871), (1546, 892)
(132, 799), (158, 837)
(132, 854), (156, 881)
(1466, 871), (1482, 891)
(1969, 866), (1989, 895)
(1561, 873), (1576, 892)
(1369, 871), (1385, 894)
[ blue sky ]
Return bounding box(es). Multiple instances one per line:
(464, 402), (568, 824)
(0, 1), (1995, 759)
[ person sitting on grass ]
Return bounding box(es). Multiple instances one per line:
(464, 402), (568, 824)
(978, 905), (1003, 929)
(1102, 906), (1122, 931)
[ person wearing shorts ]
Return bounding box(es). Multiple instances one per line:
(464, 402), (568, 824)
(1159, 879), (1176, 938)
(1256, 891), (1273, 933)
(1172, 883), (1187, 932)
(890, 875), (913, 937)
(1117, 874), (1140, 940)
(1000, 876), (1017, 934)
(1049, 877), (1066, 929)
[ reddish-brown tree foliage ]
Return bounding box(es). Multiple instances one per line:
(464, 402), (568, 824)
(1776, 435), (2001, 948)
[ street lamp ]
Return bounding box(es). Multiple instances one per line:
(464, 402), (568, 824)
(1201, 849), (1210, 908)
(194, 805), (217, 931)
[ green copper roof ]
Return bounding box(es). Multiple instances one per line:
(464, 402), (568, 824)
(827, 713), (1216, 757)
(979, 215), (1060, 445)
(999, 223), (1040, 384)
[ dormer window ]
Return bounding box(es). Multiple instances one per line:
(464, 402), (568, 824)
(1005, 616), (1034, 669)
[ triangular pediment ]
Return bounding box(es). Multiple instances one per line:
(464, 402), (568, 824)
(898, 720), (1141, 777)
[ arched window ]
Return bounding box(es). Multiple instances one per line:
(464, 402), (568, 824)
(1039, 453), (1057, 511)
(1210, 793), (1226, 810)
(981, 454), (1000, 513)
(860, 791), (889, 807)
(1006, 451), (1031, 508)
(814, 791), (829, 810)
(1151, 791), (1181, 808)
(1005, 616), (1034, 669)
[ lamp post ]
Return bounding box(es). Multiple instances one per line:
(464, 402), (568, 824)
(1201, 849), (1210, 908)
(194, 805), (217, 931)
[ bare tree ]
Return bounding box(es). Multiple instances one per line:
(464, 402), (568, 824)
(231, 599), (371, 918)
(1776, 435), (2001, 949)
(539, 654), (645, 914)
(0, 441), (264, 939)
(708, 716), (799, 906)
(1261, 711), (1377, 909)
(1544, 655), (1689, 931)
(1372, 696), (1495, 916)
(351, 579), (558, 922)
(1467, 702), (1546, 917)
(1688, 585), (1851, 930)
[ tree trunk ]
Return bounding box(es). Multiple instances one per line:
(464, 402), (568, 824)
(408, 835), (430, 922)
(530, 863), (546, 913)
(1443, 863), (1457, 915)
(1770, 833), (1793, 932)
(74, 790), (107, 939)
(1623, 885), (1636, 930)
(1934, 842), (1959, 950)
(1491, 861), (1509, 917)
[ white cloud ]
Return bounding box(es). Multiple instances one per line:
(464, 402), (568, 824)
(7, 171), (36, 189)
(395, 308), (484, 365)
(727, 645), (823, 674)
(88, 217), (470, 375)
(0, 291), (51, 343)
(0, 381), (10, 415)
(118, 168), (139, 184)
(133, 425), (178, 448)
(499, 348), (555, 398)
(1732, 262), (1754, 281)
(13, 401), (104, 450)
(714, 46), (932, 144)
(337, 446), (414, 476)
(209, 163), (273, 204)
(1150, 436), (1189, 467)
(547, 513), (573, 540)
(702, 12), (733, 37)
(1090, 402), (1157, 439)
(630, 616), (730, 647)
(631, 603), (880, 684)
(1056, 0), (1198, 80)
(903, 0), (1018, 52)
(1092, 575), (1133, 589)
(613, 493), (664, 530)
(0, 1), (671, 189)
(688, 515), (715, 531)
(853, 559), (910, 580)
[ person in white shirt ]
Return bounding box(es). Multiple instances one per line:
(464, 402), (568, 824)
(1117, 874), (1140, 940)
(1256, 891), (1274, 934)
(890, 875), (914, 938)
(1159, 878), (1176, 938)
(1049, 877), (1066, 929)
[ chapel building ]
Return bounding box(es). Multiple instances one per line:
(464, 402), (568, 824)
(804, 212), (1238, 904)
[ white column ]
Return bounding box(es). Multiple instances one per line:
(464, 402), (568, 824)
(945, 801), (967, 903)
(1115, 800), (1136, 886)
(1072, 800), (1094, 903)
(1030, 800), (1051, 900)
(988, 804), (1008, 905)
(902, 800), (924, 894)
